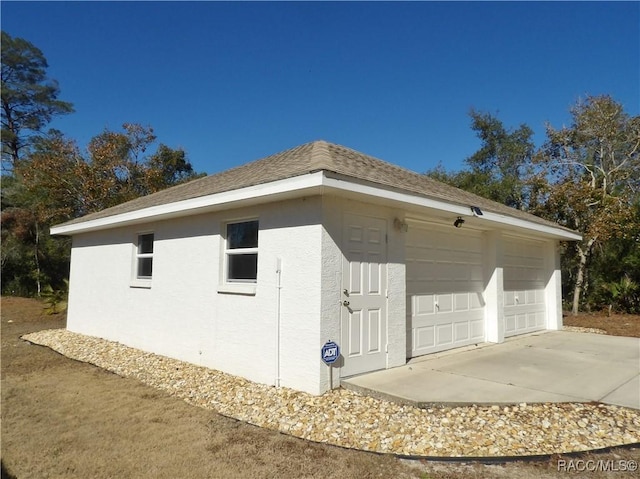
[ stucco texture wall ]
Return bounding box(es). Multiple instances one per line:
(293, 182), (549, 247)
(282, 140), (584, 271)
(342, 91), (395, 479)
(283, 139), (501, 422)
(66, 197), (325, 395)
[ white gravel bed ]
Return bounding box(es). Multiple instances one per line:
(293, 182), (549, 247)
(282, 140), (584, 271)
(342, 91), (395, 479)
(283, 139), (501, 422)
(23, 329), (640, 458)
(564, 325), (607, 335)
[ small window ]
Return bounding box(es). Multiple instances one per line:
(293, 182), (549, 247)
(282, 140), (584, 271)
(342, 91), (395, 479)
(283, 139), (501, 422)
(136, 233), (154, 279)
(225, 220), (258, 282)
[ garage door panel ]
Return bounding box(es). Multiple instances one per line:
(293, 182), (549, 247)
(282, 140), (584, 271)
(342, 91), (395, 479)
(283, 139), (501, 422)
(534, 311), (545, 328)
(414, 325), (435, 350)
(526, 290), (538, 304)
(415, 294), (435, 315)
(471, 292), (484, 309)
(504, 238), (547, 337)
(452, 263), (468, 281)
(454, 321), (469, 341)
(412, 310), (485, 356)
(470, 318), (484, 338)
(470, 265), (483, 282)
(517, 314), (527, 331)
(436, 323), (453, 345)
(409, 291), (485, 355)
(437, 294), (453, 312)
(455, 293), (469, 310)
(407, 225), (486, 358)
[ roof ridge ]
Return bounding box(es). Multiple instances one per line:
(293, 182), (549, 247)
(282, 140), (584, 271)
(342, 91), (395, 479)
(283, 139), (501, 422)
(308, 140), (332, 171)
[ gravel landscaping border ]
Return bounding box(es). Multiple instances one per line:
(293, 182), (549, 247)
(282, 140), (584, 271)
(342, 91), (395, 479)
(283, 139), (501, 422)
(563, 325), (607, 335)
(22, 328), (640, 458)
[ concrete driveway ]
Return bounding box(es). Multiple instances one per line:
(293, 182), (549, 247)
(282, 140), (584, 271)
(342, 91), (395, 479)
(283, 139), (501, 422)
(342, 331), (640, 409)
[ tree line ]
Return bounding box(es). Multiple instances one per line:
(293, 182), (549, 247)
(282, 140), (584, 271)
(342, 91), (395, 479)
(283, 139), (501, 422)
(428, 100), (640, 315)
(2, 31), (639, 314)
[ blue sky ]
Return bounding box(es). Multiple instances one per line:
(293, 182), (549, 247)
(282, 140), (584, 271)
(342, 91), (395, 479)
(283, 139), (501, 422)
(2, 1), (638, 175)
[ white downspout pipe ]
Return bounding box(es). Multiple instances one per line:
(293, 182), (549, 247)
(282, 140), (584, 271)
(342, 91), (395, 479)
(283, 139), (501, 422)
(275, 257), (282, 387)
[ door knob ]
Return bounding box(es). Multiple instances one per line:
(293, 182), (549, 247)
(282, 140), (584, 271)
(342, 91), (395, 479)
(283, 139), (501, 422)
(343, 289), (349, 296)
(342, 300), (350, 307)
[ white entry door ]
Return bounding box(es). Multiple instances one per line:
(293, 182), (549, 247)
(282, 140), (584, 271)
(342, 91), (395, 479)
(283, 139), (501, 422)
(341, 214), (388, 377)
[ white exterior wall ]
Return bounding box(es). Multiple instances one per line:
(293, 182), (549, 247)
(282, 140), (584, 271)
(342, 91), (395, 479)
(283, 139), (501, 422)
(66, 197), (325, 395)
(65, 187), (568, 395)
(545, 240), (563, 331)
(319, 197), (343, 390)
(483, 231), (505, 343)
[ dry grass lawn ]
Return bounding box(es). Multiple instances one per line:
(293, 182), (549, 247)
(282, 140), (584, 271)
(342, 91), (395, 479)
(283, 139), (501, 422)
(2, 296), (638, 479)
(563, 311), (640, 338)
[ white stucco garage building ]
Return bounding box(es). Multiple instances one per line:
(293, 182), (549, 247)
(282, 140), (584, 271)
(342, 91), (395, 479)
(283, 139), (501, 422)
(51, 140), (581, 395)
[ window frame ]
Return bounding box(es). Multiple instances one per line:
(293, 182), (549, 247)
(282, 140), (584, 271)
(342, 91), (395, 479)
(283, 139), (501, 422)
(218, 219), (259, 295)
(131, 231), (154, 288)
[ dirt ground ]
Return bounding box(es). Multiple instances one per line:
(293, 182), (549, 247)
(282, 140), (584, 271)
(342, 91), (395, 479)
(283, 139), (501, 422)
(2, 296), (639, 479)
(563, 311), (640, 338)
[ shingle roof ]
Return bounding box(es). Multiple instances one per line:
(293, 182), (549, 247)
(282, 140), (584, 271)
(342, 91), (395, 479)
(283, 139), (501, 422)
(55, 140), (569, 231)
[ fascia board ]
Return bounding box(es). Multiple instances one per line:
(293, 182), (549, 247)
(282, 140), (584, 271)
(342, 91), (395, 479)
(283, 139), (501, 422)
(477, 210), (582, 241)
(50, 172), (327, 235)
(320, 176), (582, 241)
(51, 170), (582, 241)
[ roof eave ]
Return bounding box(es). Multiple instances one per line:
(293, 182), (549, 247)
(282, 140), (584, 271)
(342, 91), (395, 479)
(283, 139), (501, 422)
(320, 174), (582, 241)
(50, 172), (327, 236)
(51, 170), (581, 241)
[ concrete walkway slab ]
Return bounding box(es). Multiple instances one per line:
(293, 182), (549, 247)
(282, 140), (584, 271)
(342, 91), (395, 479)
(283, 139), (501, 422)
(602, 375), (640, 409)
(343, 331), (640, 409)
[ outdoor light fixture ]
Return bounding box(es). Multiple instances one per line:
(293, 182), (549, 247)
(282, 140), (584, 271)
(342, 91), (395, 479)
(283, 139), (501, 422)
(454, 217), (465, 228)
(470, 206), (483, 216)
(394, 218), (409, 232)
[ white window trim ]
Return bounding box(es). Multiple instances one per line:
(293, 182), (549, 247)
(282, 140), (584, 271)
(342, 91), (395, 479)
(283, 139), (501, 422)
(217, 283), (257, 295)
(218, 218), (258, 295)
(130, 232), (154, 288)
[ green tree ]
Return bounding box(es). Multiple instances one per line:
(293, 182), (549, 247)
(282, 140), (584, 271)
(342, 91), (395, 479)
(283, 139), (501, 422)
(146, 144), (198, 193)
(83, 123), (157, 211)
(535, 95), (640, 314)
(2, 125), (201, 296)
(465, 109), (538, 210)
(2, 131), (80, 294)
(81, 124), (199, 211)
(1, 31), (74, 169)
(428, 110), (542, 211)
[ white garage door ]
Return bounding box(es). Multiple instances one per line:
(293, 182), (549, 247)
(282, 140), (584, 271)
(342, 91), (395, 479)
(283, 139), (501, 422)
(406, 223), (485, 358)
(503, 237), (547, 337)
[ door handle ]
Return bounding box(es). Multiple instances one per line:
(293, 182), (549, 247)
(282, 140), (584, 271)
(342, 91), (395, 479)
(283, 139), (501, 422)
(342, 300), (350, 307)
(343, 289), (349, 296)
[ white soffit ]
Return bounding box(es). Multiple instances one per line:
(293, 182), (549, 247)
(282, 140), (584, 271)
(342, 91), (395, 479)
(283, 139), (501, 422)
(321, 176), (581, 241)
(50, 171), (582, 241)
(50, 172), (327, 235)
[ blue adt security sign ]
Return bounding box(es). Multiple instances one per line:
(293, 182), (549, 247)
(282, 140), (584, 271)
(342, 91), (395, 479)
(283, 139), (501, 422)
(321, 341), (340, 365)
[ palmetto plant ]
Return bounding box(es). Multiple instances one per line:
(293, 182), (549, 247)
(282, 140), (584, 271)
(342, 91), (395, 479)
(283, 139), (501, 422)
(41, 279), (68, 315)
(602, 275), (639, 316)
